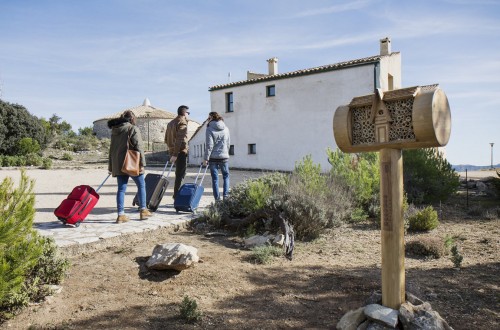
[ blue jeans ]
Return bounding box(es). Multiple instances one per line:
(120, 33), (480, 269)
(116, 174), (146, 215)
(209, 162), (229, 200)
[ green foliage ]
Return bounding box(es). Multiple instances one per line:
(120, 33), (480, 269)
(407, 206), (439, 232)
(242, 180), (272, 213)
(250, 245), (283, 264)
(0, 171), (43, 307)
(16, 138), (40, 156)
(179, 296), (202, 323)
(406, 236), (446, 259)
(0, 173), (68, 317)
(41, 158), (52, 169)
(61, 153), (73, 161)
(78, 127), (95, 136)
(403, 148), (460, 204)
(444, 234), (454, 250)
(269, 157), (354, 240)
(0, 154), (51, 168)
(0, 100), (47, 155)
(327, 148), (380, 218)
(450, 245), (463, 268)
(200, 157), (354, 240)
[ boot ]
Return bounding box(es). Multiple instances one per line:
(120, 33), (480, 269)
(116, 214), (130, 224)
(140, 209), (152, 220)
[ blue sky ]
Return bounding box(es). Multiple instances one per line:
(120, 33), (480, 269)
(0, 0), (499, 166)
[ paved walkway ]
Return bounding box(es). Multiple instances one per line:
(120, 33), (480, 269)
(0, 166), (264, 247)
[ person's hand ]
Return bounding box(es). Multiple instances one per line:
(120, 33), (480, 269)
(203, 160), (208, 166)
(170, 155), (177, 163)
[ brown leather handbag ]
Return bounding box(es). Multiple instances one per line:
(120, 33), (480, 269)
(121, 128), (141, 176)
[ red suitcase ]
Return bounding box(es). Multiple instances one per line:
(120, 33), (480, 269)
(54, 175), (110, 227)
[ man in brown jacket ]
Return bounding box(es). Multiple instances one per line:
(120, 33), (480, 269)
(165, 105), (189, 199)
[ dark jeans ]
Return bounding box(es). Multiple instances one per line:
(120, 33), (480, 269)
(173, 152), (187, 199)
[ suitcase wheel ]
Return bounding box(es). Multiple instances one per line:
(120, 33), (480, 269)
(175, 208), (179, 213)
(57, 217), (67, 225)
(74, 221), (81, 228)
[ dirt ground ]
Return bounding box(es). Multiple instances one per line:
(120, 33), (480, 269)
(1, 152), (499, 329)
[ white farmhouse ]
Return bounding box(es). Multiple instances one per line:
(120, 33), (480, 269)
(189, 38), (401, 171)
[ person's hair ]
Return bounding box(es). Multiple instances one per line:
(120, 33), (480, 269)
(178, 105), (189, 116)
(209, 111), (223, 121)
(121, 110), (136, 125)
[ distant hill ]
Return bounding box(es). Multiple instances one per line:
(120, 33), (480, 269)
(452, 164), (500, 172)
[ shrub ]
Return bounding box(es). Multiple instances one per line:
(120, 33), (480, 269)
(41, 158), (52, 169)
(61, 152), (73, 161)
(179, 296), (202, 323)
(403, 148), (460, 204)
(250, 245), (283, 264)
(242, 180), (272, 213)
(0, 172), (69, 318)
(450, 245), (463, 268)
(406, 236), (446, 259)
(327, 148), (380, 217)
(24, 153), (43, 167)
(269, 172), (353, 240)
(198, 156), (354, 240)
(17, 138), (41, 156)
(0, 171), (43, 310)
(407, 206), (439, 232)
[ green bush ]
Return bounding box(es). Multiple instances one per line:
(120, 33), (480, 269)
(450, 245), (463, 268)
(17, 138), (41, 156)
(406, 236), (446, 259)
(250, 245), (283, 264)
(327, 148), (380, 218)
(199, 156), (354, 241)
(403, 148), (460, 204)
(41, 158), (52, 169)
(0, 172), (68, 318)
(62, 152), (73, 161)
(179, 296), (202, 323)
(24, 153), (43, 167)
(0, 171), (43, 309)
(269, 160), (353, 240)
(408, 206), (439, 232)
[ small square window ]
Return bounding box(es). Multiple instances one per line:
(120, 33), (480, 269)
(248, 144), (256, 154)
(229, 145), (234, 156)
(226, 92), (234, 112)
(266, 85), (275, 97)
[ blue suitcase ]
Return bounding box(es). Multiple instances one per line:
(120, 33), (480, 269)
(174, 164), (208, 213)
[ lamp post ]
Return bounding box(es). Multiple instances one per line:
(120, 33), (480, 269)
(490, 143), (494, 169)
(146, 111), (151, 151)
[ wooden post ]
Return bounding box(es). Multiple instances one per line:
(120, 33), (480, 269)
(380, 148), (405, 309)
(333, 85), (451, 310)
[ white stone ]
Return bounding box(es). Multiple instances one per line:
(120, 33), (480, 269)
(146, 243), (199, 271)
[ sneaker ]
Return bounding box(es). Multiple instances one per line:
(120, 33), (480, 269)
(140, 209), (152, 220)
(116, 215), (130, 224)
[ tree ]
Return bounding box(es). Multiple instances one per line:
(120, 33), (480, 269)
(0, 171), (43, 305)
(78, 126), (94, 137)
(0, 100), (47, 155)
(403, 148), (460, 204)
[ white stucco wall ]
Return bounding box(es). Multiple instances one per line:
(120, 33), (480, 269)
(190, 53), (401, 171)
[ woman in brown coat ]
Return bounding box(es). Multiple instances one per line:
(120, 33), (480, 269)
(108, 110), (152, 223)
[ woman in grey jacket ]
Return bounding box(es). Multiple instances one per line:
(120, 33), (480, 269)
(108, 110), (152, 223)
(203, 112), (230, 200)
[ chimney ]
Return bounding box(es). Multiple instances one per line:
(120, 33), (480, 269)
(380, 37), (391, 55)
(267, 57), (278, 75)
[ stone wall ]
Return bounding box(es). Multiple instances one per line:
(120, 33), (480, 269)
(93, 118), (170, 143)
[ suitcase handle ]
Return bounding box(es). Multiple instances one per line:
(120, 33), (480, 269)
(194, 163), (209, 186)
(160, 161), (174, 178)
(96, 174), (111, 193)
